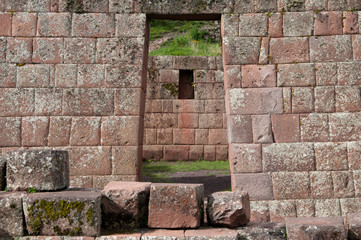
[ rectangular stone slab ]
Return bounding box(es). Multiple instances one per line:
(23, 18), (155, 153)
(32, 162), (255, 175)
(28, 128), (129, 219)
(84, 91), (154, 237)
(23, 191), (101, 236)
(0, 192), (25, 237)
(148, 183), (204, 229)
(6, 149), (69, 191)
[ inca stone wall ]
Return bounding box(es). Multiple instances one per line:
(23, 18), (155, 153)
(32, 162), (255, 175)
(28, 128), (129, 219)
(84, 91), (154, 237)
(144, 55), (228, 161)
(1, 0), (361, 222)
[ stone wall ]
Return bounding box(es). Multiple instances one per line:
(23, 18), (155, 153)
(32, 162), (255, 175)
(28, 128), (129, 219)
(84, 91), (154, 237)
(143, 55), (228, 161)
(0, 0), (361, 221)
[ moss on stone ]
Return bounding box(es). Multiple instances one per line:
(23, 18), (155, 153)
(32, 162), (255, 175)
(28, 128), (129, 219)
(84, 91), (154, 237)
(65, 0), (84, 13)
(163, 83), (178, 97)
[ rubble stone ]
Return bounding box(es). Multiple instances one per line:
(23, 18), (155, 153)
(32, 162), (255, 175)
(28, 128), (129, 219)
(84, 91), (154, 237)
(148, 183), (204, 229)
(101, 181), (151, 231)
(206, 191), (250, 228)
(6, 150), (69, 191)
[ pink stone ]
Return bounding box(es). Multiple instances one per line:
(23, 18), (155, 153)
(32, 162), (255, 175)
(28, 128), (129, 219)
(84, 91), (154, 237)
(232, 173), (274, 200)
(269, 200), (296, 222)
(12, 13), (37, 36)
(343, 11), (359, 34)
(314, 12), (342, 35)
(310, 35), (352, 62)
(272, 172), (310, 200)
(270, 37), (309, 63)
(229, 144), (262, 173)
(271, 114), (300, 143)
(269, 13), (283, 37)
(241, 65), (276, 88)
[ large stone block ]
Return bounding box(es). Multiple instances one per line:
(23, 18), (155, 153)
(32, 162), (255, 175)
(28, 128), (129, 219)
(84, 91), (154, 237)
(226, 115), (253, 143)
(232, 173), (274, 200)
(0, 117), (21, 147)
(283, 12), (313, 37)
(23, 191), (101, 236)
(223, 37), (260, 65)
(207, 191), (250, 228)
(271, 114), (300, 143)
(314, 11), (342, 35)
(37, 13), (72, 37)
(0, 157), (5, 191)
(269, 200), (296, 222)
(0, 192), (25, 237)
(6, 150), (69, 191)
(315, 142), (348, 171)
(285, 217), (346, 240)
(239, 13), (268, 37)
(148, 183), (204, 229)
(310, 35), (352, 62)
(72, 13), (115, 37)
(101, 181), (151, 231)
(277, 63), (315, 87)
(272, 172), (310, 200)
(269, 37), (309, 64)
(329, 113), (361, 141)
(229, 144), (262, 173)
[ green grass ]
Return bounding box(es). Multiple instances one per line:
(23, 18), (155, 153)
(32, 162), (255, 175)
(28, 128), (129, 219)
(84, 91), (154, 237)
(149, 19), (222, 56)
(142, 160), (230, 182)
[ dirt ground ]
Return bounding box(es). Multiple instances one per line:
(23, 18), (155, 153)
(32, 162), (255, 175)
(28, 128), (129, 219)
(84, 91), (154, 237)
(142, 170), (231, 197)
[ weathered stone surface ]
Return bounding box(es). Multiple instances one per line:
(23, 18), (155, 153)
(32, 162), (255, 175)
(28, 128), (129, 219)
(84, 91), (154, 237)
(296, 199), (315, 218)
(252, 115), (273, 143)
(230, 144), (262, 173)
(250, 201), (270, 223)
(6, 150), (69, 191)
(22, 116), (49, 147)
(101, 181), (151, 231)
(0, 192), (25, 237)
(347, 213), (361, 240)
(0, 117), (21, 147)
(292, 87), (314, 113)
(223, 37), (260, 65)
(227, 115), (253, 143)
(232, 173), (274, 200)
(269, 37), (309, 63)
(335, 86), (361, 112)
(315, 199), (341, 217)
(332, 171), (355, 198)
(207, 191), (250, 228)
(271, 114), (300, 143)
(285, 217), (346, 240)
(300, 113), (329, 142)
(0, 157), (5, 191)
(314, 87), (335, 113)
(23, 191), (101, 236)
(349, 142), (361, 170)
(283, 12), (313, 37)
(272, 172), (310, 200)
(310, 35), (353, 62)
(337, 62), (361, 85)
(239, 13), (268, 37)
(269, 200), (296, 222)
(310, 171), (333, 199)
(242, 65), (276, 88)
(37, 13), (72, 37)
(315, 62), (337, 86)
(185, 228), (238, 240)
(148, 183), (204, 229)
(315, 142), (348, 171)
(277, 63), (315, 87)
(329, 113), (361, 141)
(340, 198), (361, 217)
(314, 11), (342, 35)
(237, 222), (286, 240)
(262, 143), (315, 172)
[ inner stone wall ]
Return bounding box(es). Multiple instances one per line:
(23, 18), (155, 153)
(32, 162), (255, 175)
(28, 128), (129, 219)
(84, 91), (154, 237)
(1, 0), (361, 223)
(143, 55), (228, 161)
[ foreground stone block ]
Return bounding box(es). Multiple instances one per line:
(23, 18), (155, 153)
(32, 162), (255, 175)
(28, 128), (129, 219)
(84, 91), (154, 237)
(101, 181), (151, 231)
(285, 217), (346, 240)
(0, 192), (25, 237)
(148, 183), (204, 229)
(6, 150), (69, 191)
(207, 191), (250, 228)
(23, 191), (101, 236)
(0, 157), (5, 191)
(185, 228), (238, 240)
(347, 213), (361, 240)
(237, 222), (286, 240)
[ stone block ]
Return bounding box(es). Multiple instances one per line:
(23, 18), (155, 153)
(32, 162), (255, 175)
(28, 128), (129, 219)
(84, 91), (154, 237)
(347, 213), (361, 240)
(343, 11), (358, 34)
(0, 13), (11, 36)
(340, 198), (361, 217)
(272, 172), (310, 200)
(0, 39), (7, 63)
(178, 113), (199, 129)
(204, 100), (225, 113)
(70, 117), (101, 146)
(159, 70), (179, 83)
(109, 0), (134, 13)
(189, 145), (203, 161)
(0, 88), (35, 117)
(59, 0), (109, 12)
(286, 217), (346, 240)
(221, 14), (239, 37)
(101, 181), (151, 231)
(349, 142), (361, 170)
(105, 64), (143, 87)
(55, 64), (77, 87)
(239, 13), (268, 37)
(259, 36), (269, 64)
(208, 129), (227, 145)
(70, 176), (93, 189)
(227, 88), (282, 115)
(0, 192), (25, 237)
(315, 86), (335, 113)
(277, 63), (315, 87)
(223, 37), (260, 65)
(199, 113), (223, 129)
(116, 14), (146, 37)
(335, 86), (361, 112)
(269, 200), (296, 222)
(23, 191), (101, 236)
(185, 228), (238, 240)
(223, 65), (241, 89)
(22, 117), (49, 147)
(300, 113), (329, 142)
(142, 145), (163, 161)
(216, 145), (228, 161)
(315, 199), (341, 217)
(241, 65), (276, 88)
(329, 113), (361, 141)
(6, 0), (51, 11)
(338, 62), (361, 85)
(277, 0), (305, 11)
(204, 145), (216, 161)
(315, 62), (337, 86)
(232, 173), (274, 200)
(12, 12), (37, 37)
(163, 145), (189, 161)
(269, 13), (283, 38)
(263, 143), (315, 172)
(237, 222), (286, 239)
(148, 183), (204, 229)
(250, 201), (270, 223)
(63, 89), (114, 116)
(283, 12), (313, 36)
(226, 115), (253, 143)
(173, 56), (209, 70)
(6, 38), (33, 63)
(64, 38), (96, 64)
(72, 13), (115, 37)
(315, 142), (348, 171)
(229, 144), (262, 173)
(271, 114), (300, 143)
(77, 64), (105, 88)
(173, 129), (195, 145)
(195, 129), (208, 145)
(37, 13), (72, 37)
(68, 147), (111, 176)
(48, 117), (71, 146)
(0, 157), (5, 191)
(354, 171), (361, 197)
(310, 35), (352, 62)
(0, 117), (21, 147)
(17, 64), (51, 88)
(6, 150), (69, 191)
(296, 199), (315, 217)
(310, 171), (333, 199)
(207, 191), (250, 228)
(283, 87), (292, 113)
(353, 35), (361, 60)
(252, 115), (273, 143)
(314, 11), (342, 35)
(173, 100), (205, 113)
(269, 37), (309, 64)
(332, 171), (355, 198)
(157, 128), (173, 145)
(292, 87), (314, 113)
